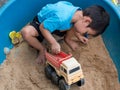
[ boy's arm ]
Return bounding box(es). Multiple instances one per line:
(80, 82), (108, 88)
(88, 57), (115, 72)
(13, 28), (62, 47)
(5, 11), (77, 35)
(39, 23), (60, 54)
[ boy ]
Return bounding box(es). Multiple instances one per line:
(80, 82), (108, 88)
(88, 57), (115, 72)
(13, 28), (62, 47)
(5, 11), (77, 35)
(21, 1), (110, 64)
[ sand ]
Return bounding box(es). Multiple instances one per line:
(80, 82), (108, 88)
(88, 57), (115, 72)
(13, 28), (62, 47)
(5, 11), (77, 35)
(0, 36), (120, 90)
(0, 0), (120, 90)
(0, 0), (8, 7)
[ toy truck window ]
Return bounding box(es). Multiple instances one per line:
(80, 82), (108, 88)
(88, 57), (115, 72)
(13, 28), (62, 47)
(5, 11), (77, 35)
(69, 66), (80, 74)
(61, 67), (67, 74)
(64, 68), (67, 74)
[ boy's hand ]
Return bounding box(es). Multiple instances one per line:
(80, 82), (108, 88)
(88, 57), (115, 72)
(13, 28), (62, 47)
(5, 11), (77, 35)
(51, 42), (60, 54)
(79, 36), (88, 44)
(74, 32), (88, 44)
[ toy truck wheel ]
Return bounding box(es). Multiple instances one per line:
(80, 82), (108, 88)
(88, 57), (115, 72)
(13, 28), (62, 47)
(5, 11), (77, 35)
(77, 78), (85, 86)
(59, 79), (70, 90)
(51, 72), (59, 85)
(45, 65), (53, 79)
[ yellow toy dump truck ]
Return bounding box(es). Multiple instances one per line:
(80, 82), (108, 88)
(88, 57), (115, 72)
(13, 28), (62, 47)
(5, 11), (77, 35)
(45, 51), (85, 90)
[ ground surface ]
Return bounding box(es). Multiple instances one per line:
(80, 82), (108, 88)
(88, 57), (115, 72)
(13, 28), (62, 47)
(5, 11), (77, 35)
(0, 36), (120, 90)
(0, 0), (8, 7)
(0, 0), (120, 90)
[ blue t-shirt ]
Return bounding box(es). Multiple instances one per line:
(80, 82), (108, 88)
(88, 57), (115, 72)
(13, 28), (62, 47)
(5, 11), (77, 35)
(37, 1), (81, 33)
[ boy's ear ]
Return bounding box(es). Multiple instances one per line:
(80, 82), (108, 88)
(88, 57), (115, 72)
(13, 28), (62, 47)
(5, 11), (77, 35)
(83, 16), (92, 26)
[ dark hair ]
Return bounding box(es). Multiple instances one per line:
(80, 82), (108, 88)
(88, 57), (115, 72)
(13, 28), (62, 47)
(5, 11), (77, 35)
(83, 5), (110, 36)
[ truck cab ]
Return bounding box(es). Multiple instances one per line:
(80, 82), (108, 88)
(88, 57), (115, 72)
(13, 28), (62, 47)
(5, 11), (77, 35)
(60, 57), (84, 85)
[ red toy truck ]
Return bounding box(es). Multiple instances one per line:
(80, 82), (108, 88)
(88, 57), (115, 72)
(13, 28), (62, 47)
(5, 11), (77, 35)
(45, 51), (85, 90)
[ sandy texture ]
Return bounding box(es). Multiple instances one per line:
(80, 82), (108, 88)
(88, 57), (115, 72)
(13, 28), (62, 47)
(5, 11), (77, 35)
(0, 0), (8, 7)
(0, 0), (120, 89)
(0, 36), (120, 90)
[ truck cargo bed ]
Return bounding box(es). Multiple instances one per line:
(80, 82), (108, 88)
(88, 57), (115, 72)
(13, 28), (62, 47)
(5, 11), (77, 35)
(45, 52), (72, 68)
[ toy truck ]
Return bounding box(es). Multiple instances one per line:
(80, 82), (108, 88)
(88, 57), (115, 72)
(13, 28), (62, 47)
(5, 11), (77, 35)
(45, 51), (85, 90)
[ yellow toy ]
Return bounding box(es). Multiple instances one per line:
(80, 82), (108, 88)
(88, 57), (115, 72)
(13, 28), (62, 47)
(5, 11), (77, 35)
(9, 31), (22, 45)
(112, 0), (118, 5)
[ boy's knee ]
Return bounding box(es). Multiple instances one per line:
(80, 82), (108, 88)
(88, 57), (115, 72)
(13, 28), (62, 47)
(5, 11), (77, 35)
(21, 27), (30, 40)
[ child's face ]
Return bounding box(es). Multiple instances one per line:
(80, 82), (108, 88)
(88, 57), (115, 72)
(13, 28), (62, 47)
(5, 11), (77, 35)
(74, 17), (96, 39)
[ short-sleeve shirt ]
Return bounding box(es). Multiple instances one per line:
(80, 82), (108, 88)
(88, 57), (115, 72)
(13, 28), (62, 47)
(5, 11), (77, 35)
(37, 1), (81, 33)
